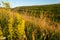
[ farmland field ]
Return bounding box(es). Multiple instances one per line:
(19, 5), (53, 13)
(0, 1), (60, 40)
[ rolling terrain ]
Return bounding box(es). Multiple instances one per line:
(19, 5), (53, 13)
(13, 4), (60, 30)
(0, 4), (60, 40)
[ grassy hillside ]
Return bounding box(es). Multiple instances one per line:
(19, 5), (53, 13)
(12, 4), (60, 40)
(13, 4), (60, 22)
(0, 4), (60, 40)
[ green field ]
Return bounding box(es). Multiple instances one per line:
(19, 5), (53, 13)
(0, 4), (60, 40)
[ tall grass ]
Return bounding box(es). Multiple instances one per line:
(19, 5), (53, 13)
(0, 8), (25, 40)
(25, 21), (60, 40)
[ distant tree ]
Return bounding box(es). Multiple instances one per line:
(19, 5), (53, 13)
(2, 0), (10, 8)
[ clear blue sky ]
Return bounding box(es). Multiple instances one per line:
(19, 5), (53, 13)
(0, 0), (60, 8)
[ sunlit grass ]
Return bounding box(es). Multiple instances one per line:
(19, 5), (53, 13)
(0, 8), (25, 40)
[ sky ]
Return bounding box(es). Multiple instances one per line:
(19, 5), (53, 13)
(0, 0), (60, 8)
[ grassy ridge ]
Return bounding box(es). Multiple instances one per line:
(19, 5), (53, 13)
(13, 4), (60, 22)
(12, 4), (60, 40)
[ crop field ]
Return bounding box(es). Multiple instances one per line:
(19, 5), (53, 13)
(0, 1), (60, 40)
